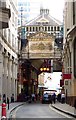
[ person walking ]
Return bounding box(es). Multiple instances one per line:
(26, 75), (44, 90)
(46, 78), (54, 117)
(61, 93), (65, 103)
(48, 94), (52, 104)
(7, 97), (9, 110)
(52, 93), (56, 104)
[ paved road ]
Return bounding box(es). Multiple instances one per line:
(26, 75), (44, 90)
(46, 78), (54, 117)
(11, 103), (74, 119)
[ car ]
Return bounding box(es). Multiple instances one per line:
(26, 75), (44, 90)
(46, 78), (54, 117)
(41, 93), (50, 104)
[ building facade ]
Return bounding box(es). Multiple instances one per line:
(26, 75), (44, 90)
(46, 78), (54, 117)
(18, 8), (63, 97)
(0, 0), (18, 104)
(63, 0), (76, 106)
(0, 0), (11, 118)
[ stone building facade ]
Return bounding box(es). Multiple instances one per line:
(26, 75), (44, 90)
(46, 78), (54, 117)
(0, 0), (18, 104)
(63, 0), (76, 106)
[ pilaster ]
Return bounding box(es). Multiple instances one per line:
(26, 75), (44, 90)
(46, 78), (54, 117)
(3, 51), (8, 101)
(7, 55), (12, 101)
(12, 59), (16, 101)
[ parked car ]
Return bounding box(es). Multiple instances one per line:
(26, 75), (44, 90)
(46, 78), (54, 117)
(41, 93), (50, 104)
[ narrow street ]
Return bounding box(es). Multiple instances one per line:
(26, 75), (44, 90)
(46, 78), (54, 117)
(1, 0), (76, 119)
(11, 103), (74, 119)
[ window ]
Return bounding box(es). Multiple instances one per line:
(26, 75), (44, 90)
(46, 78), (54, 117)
(39, 27), (40, 31)
(33, 27), (35, 31)
(54, 26), (56, 31)
(48, 27), (50, 31)
(12, 34), (14, 47)
(30, 27), (31, 32)
(18, 19), (20, 25)
(4, 29), (6, 38)
(12, 12), (14, 23)
(26, 27), (28, 31)
(51, 27), (53, 31)
(15, 17), (17, 26)
(8, 29), (10, 43)
(45, 27), (47, 31)
(36, 27), (38, 31)
(73, 2), (75, 25)
(57, 26), (60, 31)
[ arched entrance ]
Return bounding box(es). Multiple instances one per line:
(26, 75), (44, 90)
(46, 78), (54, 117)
(18, 31), (62, 99)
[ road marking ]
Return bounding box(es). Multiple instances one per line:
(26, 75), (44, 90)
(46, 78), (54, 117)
(11, 105), (23, 118)
(49, 104), (73, 118)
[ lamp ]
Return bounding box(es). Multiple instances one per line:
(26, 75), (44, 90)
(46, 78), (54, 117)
(40, 67), (49, 72)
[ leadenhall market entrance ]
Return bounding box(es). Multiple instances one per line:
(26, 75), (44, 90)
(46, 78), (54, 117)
(17, 31), (63, 100)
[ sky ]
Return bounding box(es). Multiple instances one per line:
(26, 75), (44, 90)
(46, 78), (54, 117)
(32, 0), (65, 22)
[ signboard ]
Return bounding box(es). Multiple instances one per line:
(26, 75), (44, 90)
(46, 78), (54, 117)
(62, 74), (71, 79)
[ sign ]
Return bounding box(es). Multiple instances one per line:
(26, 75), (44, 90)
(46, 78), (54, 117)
(62, 74), (71, 79)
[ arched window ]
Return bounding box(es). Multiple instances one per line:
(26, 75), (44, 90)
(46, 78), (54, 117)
(74, 37), (76, 78)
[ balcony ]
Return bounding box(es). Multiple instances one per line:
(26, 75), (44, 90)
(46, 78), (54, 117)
(0, 1), (11, 29)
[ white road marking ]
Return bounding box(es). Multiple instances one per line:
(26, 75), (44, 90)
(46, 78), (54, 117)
(49, 104), (73, 118)
(11, 105), (23, 118)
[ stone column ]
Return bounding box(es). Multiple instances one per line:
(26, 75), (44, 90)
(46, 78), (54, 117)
(3, 52), (8, 102)
(7, 55), (12, 101)
(15, 59), (18, 101)
(12, 59), (16, 101)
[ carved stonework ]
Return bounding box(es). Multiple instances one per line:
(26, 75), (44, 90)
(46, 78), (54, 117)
(30, 42), (53, 51)
(22, 31), (55, 59)
(27, 32), (53, 40)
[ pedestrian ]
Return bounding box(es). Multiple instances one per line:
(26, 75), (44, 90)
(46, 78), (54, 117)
(61, 93), (65, 103)
(57, 93), (61, 102)
(74, 99), (76, 114)
(11, 94), (14, 103)
(52, 93), (56, 104)
(7, 97), (9, 110)
(3, 94), (6, 103)
(32, 93), (35, 102)
(48, 94), (52, 104)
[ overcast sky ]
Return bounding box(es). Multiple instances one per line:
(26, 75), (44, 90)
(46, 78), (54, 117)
(29, 0), (65, 22)
(39, 0), (65, 22)
(18, 0), (65, 22)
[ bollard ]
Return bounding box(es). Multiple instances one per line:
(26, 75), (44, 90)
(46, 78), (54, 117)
(2, 103), (7, 118)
